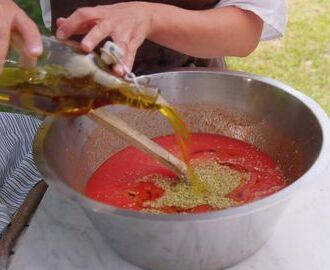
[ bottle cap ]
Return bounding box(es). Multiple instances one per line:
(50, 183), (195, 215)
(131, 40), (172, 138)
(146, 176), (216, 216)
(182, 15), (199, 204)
(100, 41), (124, 65)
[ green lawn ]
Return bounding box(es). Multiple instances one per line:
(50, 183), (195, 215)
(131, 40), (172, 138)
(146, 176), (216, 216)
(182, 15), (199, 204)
(11, 0), (330, 115)
(227, 0), (330, 114)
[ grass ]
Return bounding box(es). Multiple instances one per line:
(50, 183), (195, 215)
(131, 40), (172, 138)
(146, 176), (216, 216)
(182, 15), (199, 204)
(227, 0), (330, 114)
(7, 0), (330, 115)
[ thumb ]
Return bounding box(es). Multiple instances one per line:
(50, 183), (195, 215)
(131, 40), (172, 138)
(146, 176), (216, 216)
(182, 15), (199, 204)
(11, 34), (37, 69)
(14, 14), (43, 57)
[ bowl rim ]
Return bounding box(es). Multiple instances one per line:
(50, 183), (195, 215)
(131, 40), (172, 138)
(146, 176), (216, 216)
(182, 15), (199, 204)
(33, 70), (330, 221)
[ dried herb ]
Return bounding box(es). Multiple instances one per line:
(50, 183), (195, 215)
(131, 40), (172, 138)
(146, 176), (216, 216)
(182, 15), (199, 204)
(141, 158), (249, 212)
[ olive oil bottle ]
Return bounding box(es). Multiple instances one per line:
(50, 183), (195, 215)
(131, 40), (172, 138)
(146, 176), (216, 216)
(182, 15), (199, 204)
(0, 36), (161, 116)
(0, 66), (159, 116)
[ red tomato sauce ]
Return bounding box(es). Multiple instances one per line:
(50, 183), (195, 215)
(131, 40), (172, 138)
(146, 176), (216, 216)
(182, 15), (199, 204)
(86, 134), (287, 213)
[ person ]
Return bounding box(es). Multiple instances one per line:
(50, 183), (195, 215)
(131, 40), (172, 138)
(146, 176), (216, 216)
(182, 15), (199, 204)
(1, 0), (287, 74)
(0, 0), (287, 232)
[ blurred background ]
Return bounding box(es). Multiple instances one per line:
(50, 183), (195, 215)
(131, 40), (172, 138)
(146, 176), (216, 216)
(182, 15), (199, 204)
(15, 0), (330, 114)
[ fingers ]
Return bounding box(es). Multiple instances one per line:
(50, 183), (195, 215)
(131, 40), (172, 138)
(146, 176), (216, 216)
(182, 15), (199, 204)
(112, 37), (140, 76)
(14, 14), (43, 56)
(111, 40), (129, 76)
(0, 25), (10, 73)
(58, 17), (96, 38)
(81, 21), (112, 52)
(114, 34), (143, 71)
(53, 5), (146, 77)
(56, 7), (98, 40)
(123, 39), (141, 71)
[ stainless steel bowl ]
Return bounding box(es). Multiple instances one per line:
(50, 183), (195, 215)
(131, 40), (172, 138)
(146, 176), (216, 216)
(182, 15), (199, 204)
(33, 71), (330, 270)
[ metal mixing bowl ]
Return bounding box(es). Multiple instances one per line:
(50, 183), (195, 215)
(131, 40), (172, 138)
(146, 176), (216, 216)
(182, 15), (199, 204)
(33, 71), (330, 270)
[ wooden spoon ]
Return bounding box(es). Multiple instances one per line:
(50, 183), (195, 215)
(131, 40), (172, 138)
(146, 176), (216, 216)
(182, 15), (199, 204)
(89, 109), (188, 179)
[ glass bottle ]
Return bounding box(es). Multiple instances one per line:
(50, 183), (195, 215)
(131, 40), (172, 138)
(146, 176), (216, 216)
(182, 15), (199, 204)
(0, 35), (159, 116)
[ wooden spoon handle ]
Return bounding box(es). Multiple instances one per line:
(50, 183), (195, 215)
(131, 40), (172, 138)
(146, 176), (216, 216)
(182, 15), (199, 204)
(89, 109), (188, 178)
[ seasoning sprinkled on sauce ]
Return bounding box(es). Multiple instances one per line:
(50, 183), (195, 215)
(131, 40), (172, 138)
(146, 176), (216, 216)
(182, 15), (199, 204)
(86, 133), (287, 214)
(142, 159), (247, 211)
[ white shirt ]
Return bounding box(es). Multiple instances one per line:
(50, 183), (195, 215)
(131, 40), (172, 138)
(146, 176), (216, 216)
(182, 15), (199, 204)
(40, 0), (287, 41)
(218, 0), (287, 40)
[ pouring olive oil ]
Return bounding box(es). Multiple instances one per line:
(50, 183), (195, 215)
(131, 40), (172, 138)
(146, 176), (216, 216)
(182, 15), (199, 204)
(0, 66), (159, 116)
(0, 36), (204, 191)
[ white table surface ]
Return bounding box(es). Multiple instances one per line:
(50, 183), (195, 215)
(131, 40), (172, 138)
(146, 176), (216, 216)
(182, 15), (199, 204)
(8, 165), (330, 270)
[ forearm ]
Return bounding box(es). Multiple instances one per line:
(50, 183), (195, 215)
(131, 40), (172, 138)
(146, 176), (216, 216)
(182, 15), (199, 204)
(148, 4), (263, 58)
(55, 2), (263, 72)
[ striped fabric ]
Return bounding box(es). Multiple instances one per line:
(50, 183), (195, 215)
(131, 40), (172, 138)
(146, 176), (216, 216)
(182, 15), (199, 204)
(0, 113), (42, 234)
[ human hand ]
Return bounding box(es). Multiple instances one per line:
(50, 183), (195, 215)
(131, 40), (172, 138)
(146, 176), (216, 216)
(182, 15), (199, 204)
(0, 0), (42, 73)
(56, 2), (154, 76)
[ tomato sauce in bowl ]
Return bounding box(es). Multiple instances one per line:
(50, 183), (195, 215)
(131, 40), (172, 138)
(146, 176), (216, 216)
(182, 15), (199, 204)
(86, 133), (287, 214)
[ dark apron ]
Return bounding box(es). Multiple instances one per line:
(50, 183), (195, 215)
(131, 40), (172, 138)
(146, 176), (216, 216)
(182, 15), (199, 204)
(50, 0), (221, 74)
